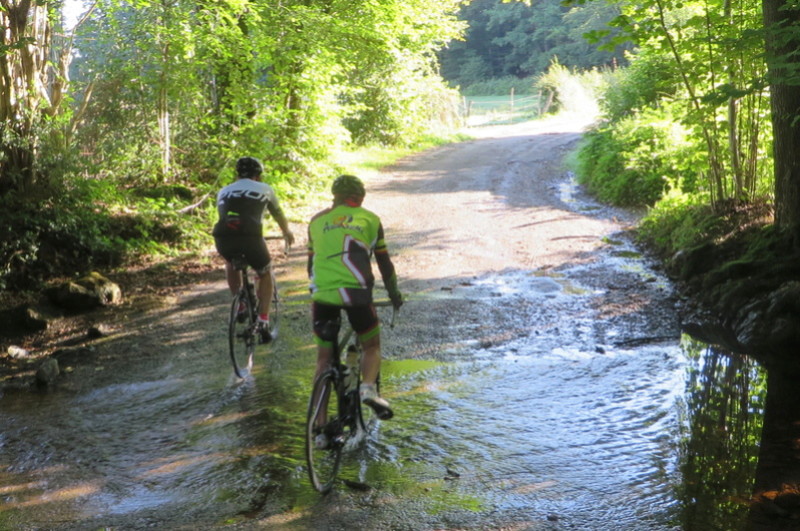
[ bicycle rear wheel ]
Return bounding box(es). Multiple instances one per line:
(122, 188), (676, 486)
(306, 370), (344, 493)
(229, 289), (255, 378)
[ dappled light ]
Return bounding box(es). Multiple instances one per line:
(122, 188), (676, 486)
(2, 0), (798, 525)
(2, 481), (103, 510)
(138, 454), (235, 478)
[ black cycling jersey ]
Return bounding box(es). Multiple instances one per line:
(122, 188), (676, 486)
(212, 178), (279, 237)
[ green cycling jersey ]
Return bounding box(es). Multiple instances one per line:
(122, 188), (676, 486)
(307, 204), (398, 307)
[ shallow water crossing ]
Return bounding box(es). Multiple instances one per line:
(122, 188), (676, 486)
(0, 119), (776, 529)
(0, 257), (765, 530)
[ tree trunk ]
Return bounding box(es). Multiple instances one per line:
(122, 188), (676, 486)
(1, 1), (73, 196)
(763, 0), (800, 248)
(158, 43), (171, 177)
(748, 365), (800, 528)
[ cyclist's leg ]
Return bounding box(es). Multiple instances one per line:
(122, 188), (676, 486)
(347, 305), (393, 420)
(311, 302), (342, 425)
(245, 237), (272, 317)
(312, 302), (340, 379)
(255, 268), (273, 317)
(225, 261), (243, 295)
(345, 304), (381, 384)
(360, 334), (381, 385)
(214, 237), (243, 294)
(360, 336), (393, 420)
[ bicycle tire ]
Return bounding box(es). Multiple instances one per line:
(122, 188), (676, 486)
(267, 271), (280, 340)
(229, 288), (255, 378)
(306, 370), (344, 493)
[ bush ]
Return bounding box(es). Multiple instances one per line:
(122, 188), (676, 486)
(636, 190), (718, 257)
(0, 193), (118, 290)
(600, 49), (680, 121)
(535, 61), (604, 117)
(576, 106), (704, 206)
(343, 73), (463, 148)
(0, 180), (212, 290)
(637, 192), (778, 283)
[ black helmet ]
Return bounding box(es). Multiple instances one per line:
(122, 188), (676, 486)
(331, 174), (365, 198)
(236, 156), (263, 179)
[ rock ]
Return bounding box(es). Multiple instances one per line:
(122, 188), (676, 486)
(24, 302), (63, 332)
(7, 346), (30, 359)
(0, 302), (62, 338)
(35, 358), (60, 385)
(52, 346), (94, 359)
(46, 272), (123, 313)
(87, 324), (113, 339)
(24, 307), (50, 332)
(727, 281), (800, 359)
(669, 243), (715, 280)
(76, 272), (123, 306)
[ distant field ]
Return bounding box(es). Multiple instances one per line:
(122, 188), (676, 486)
(463, 94), (542, 126)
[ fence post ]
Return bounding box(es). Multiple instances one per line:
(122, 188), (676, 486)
(510, 87), (515, 123)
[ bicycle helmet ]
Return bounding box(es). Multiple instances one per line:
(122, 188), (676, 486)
(236, 156), (263, 179)
(331, 174), (365, 198)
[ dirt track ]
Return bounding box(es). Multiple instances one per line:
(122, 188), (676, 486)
(372, 116), (625, 281)
(340, 114), (677, 363)
(0, 115), (685, 529)
(1, 113), (670, 384)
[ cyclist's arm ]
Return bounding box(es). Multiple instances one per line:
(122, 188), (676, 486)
(306, 226), (314, 281)
(267, 201), (295, 246)
(374, 225), (402, 307)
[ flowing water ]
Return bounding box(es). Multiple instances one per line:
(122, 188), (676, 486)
(0, 162), (769, 529)
(0, 260), (767, 530)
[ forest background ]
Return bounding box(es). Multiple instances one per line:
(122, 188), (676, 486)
(2, 0), (800, 313)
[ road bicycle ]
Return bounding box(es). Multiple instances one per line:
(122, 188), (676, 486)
(305, 301), (397, 494)
(227, 236), (285, 379)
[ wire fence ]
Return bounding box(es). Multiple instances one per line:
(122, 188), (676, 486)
(462, 93), (545, 126)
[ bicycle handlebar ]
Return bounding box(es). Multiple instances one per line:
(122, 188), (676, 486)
(264, 234), (291, 254)
(373, 300), (399, 328)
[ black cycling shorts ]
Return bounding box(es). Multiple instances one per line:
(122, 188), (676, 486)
(214, 235), (271, 275)
(312, 302), (379, 346)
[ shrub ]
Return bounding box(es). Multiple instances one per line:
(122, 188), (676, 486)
(636, 189), (718, 257)
(576, 106), (704, 206)
(0, 179), (212, 290)
(532, 60), (610, 117)
(600, 49), (679, 121)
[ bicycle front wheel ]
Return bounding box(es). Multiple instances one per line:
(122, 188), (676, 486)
(267, 271), (280, 340)
(306, 370), (343, 493)
(228, 290), (255, 378)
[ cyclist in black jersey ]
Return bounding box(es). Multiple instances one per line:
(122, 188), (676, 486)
(213, 156), (295, 342)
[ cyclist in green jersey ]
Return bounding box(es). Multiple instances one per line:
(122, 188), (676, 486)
(307, 175), (403, 420)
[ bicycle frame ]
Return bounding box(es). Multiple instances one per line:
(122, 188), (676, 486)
(305, 301), (397, 493)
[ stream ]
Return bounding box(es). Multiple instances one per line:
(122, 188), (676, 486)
(0, 118), (779, 530)
(0, 245), (769, 531)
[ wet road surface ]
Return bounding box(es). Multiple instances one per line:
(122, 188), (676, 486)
(0, 116), (699, 529)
